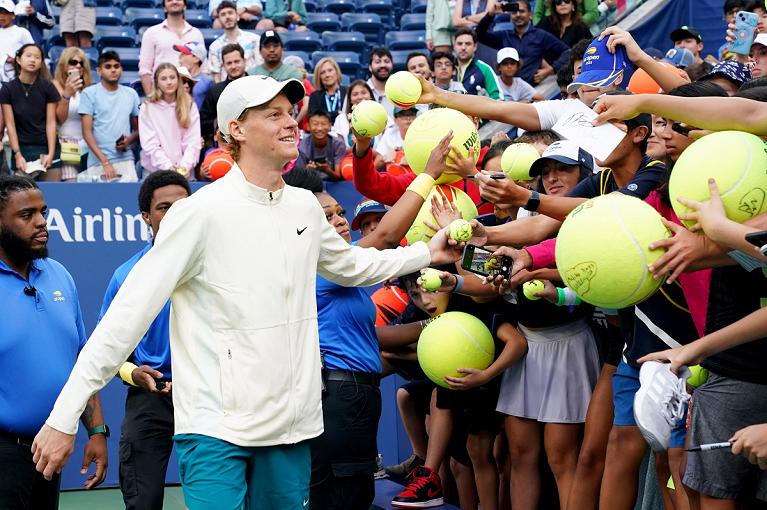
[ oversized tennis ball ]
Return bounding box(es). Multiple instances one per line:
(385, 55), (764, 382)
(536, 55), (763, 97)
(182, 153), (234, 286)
(449, 219), (473, 242)
(523, 280), (545, 300)
(406, 185), (478, 244)
(501, 142), (540, 181)
(670, 131), (767, 228)
(555, 194), (669, 309)
(404, 107), (480, 185)
(420, 268), (443, 292)
(418, 311), (495, 388)
(385, 71), (422, 109)
(351, 100), (387, 137)
(686, 365), (709, 389)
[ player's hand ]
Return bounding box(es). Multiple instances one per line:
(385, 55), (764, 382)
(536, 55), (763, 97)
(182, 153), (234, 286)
(81, 433), (107, 489)
(32, 424), (76, 481)
(637, 344), (703, 374)
(599, 26), (647, 64)
(647, 217), (706, 284)
(444, 367), (489, 390)
(426, 227), (465, 265)
(132, 365), (172, 395)
(416, 75), (442, 105)
(417, 269), (456, 293)
(731, 424), (767, 469)
(445, 147), (477, 179)
(592, 94), (642, 125)
(676, 178), (732, 243)
(422, 131), (453, 180)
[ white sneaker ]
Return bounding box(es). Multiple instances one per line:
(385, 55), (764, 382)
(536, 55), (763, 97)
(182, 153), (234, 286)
(634, 361), (691, 452)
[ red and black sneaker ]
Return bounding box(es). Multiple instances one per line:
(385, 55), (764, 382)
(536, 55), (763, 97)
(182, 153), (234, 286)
(391, 466), (444, 508)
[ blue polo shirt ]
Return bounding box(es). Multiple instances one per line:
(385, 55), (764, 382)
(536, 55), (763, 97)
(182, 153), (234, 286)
(0, 258), (86, 436)
(316, 271), (381, 374)
(100, 244), (172, 379)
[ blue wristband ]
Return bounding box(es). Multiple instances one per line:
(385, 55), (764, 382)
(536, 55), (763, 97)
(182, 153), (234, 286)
(453, 274), (464, 294)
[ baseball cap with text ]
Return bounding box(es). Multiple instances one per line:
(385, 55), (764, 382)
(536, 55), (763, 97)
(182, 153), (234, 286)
(568, 36), (630, 93)
(217, 75), (305, 140)
(173, 41), (207, 63)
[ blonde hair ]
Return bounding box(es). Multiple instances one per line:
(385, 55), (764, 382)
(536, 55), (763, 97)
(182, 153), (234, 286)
(148, 63), (192, 129)
(312, 57), (342, 92)
(53, 47), (94, 89)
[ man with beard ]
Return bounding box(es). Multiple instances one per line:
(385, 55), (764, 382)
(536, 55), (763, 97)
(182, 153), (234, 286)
(0, 176), (108, 509)
(367, 47), (395, 117)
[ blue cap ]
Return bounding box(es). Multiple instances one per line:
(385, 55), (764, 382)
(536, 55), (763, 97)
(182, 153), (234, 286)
(700, 60), (751, 86)
(645, 47), (664, 60)
(568, 36), (631, 93)
(351, 199), (389, 230)
(662, 47), (694, 68)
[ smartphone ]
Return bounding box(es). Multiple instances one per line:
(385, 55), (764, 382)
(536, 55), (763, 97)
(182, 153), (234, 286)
(67, 68), (81, 80)
(461, 244), (512, 279)
(730, 11), (759, 55)
(501, 1), (519, 12)
(115, 135), (125, 150)
(745, 230), (767, 255)
(313, 156), (327, 165)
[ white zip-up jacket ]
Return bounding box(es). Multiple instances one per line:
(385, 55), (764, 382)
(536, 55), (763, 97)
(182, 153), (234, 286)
(46, 166), (431, 446)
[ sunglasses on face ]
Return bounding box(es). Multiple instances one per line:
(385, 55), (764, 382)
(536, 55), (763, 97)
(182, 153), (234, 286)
(68, 59), (83, 66)
(554, 0), (572, 4)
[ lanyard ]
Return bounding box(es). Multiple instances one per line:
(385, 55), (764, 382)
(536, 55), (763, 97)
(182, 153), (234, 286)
(325, 90), (339, 113)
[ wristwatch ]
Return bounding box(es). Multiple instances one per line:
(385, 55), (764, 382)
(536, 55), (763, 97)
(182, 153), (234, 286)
(87, 424), (110, 438)
(525, 190), (541, 212)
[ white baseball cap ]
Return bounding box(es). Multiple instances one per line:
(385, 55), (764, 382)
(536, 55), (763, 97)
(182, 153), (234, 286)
(529, 140), (594, 177)
(217, 75), (305, 139)
(752, 33), (767, 49)
(0, 0), (15, 12)
(497, 47), (520, 64)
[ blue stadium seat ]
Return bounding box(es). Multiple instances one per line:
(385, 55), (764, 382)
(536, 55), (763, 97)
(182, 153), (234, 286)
(399, 12), (425, 31)
(44, 27), (64, 52)
(123, 0), (156, 7)
(304, 0), (317, 11)
(83, 47), (100, 68)
(51, 5), (61, 23)
(199, 28), (224, 48)
(341, 73), (351, 87)
(312, 51), (362, 79)
(385, 30), (426, 50)
(120, 70), (143, 96)
(306, 12), (341, 32)
(95, 25), (138, 49)
(358, 0), (393, 27)
(47, 46), (66, 66)
(318, 0), (357, 15)
(284, 50), (311, 63)
(410, 0), (426, 13)
(322, 31), (366, 55)
(280, 30), (322, 53)
(95, 0), (116, 6)
(95, 6), (123, 25)
(390, 49), (410, 71)
(105, 47), (141, 70)
(185, 9), (212, 28)
(341, 13), (383, 45)
(493, 21), (514, 32)
(124, 7), (165, 30)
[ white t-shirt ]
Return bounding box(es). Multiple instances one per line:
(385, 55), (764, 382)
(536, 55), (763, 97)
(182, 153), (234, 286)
(376, 124), (405, 159)
(499, 77), (536, 103)
(533, 98), (578, 130)
(0, 25), (34, 82)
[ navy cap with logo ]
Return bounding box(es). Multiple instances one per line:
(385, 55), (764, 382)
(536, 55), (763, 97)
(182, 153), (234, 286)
(568, 36), (631, 94)
(700, 60), (751, 86)
(529, 140), (594, 177)
(351, 199), (389, 230)
(670, 26), (702, 43)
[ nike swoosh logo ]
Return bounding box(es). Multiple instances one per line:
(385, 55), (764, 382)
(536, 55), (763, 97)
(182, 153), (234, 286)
(297, 227), (308, 235)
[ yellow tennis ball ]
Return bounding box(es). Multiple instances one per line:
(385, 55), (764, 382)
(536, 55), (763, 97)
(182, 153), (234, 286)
(449, 219), (473, 242)
(351, 100), (388, 137)
(418, 311), (495, 388)
(406, 185), (478, 244)
(670, 131), (767, 227)
(523, 280), (545, 300)
(501, 142), (540, 181)
(404, 107), (480, 185)
(686, 365), (709, 389)
(555, 194), (669, 309)
(420, 268), (442, 292)
(385, 71), (422, 108)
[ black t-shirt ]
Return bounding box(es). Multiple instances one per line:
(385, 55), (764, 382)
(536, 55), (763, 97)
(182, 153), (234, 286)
(625, 280), (699, 368)
(569, 157), (666, 200)
(308, 87), (346, 124)
(535, 17), (593, 48)
(701, 266), (767, 384)
(0, 78), (60, 146)
(200, 78), (231, 140)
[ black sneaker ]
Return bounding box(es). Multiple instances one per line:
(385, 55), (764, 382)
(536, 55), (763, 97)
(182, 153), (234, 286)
(391, 466), (444, 508)
(385, 453), (425, 478)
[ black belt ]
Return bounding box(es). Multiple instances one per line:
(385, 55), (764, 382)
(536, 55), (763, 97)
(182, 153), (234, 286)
(0, 429), (35, 447)
(323, 369), (380, 386)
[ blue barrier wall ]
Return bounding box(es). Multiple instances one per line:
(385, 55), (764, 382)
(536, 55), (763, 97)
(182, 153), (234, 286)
(37, 182), (411, 491)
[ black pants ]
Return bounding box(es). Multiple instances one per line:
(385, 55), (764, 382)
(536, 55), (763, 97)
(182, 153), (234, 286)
(0, 433), (60, 510)
(119, 386), (174, 510)
(309, 377), (381, 510)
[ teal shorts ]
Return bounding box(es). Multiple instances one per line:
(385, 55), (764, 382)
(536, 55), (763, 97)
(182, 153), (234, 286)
(174, 434), (311, 510)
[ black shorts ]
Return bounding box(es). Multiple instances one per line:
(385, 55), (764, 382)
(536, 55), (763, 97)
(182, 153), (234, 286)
(400, 379), (434, 416)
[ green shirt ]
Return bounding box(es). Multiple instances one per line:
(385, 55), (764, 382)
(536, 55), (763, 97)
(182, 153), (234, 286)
(248, 63), (304, 81)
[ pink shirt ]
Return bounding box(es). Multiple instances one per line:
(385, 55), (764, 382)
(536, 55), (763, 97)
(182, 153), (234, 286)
(139, 99), (202, 175)
(138, 20), (205, 77)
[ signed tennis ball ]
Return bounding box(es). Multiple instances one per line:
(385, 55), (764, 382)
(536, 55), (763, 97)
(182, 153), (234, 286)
(385, 71), (422, 109)
(449, 219), (473, 242)
(522, 280), (545, 300)
(420, 268), (443, 292)
(351, 100), (387, 137)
